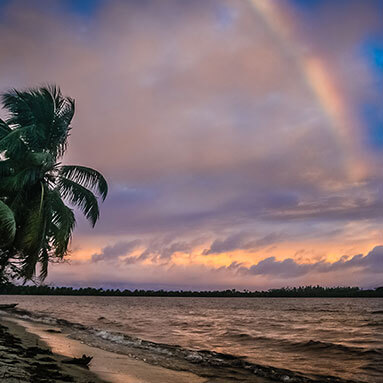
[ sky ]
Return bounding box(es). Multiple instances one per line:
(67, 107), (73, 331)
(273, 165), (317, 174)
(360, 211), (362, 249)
(0, 0), (383, 290)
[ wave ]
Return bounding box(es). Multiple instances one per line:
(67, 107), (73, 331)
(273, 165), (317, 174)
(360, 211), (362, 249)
(7, 307), (373, 383)
(221, 330), (382, 358)
(292, 340), (383, 356)
(76, 328), (372, 383)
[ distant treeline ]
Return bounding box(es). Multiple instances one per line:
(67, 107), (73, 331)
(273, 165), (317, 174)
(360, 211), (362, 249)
(0, 284), (382, 297)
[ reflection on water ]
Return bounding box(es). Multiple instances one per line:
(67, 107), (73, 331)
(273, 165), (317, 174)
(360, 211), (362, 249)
(2, 296), (382, 382)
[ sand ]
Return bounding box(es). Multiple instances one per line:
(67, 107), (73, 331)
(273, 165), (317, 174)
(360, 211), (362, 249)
(0, 316), (206, 383)
(0, 318), (105, 383)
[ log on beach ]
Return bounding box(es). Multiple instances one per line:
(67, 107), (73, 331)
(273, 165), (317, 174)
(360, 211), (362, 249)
(62, 354), (93, 367)
(0, 304), (18, 310)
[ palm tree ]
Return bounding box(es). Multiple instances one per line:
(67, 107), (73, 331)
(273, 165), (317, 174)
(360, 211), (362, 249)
(0, 85), (107, 281)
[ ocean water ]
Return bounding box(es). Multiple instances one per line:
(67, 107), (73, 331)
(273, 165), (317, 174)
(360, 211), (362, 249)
(1, 295), (382, 382)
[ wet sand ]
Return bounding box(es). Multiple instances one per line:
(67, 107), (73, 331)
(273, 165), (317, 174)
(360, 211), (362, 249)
(0, 316), (207, 383)
(0, 318), (105, 383)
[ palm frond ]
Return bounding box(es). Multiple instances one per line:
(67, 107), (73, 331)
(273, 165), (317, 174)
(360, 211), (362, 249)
(0, 168), (40, 193)
(0, 85), (106, 282)
(0, 200), (16, 246)
(2, 90), (49, 151)
(51, 90), (75, 158)
(18, 201), (45, 253)
(47, 189), (76, 257)
(26, 152), (54, 168)
(0, 159), (14, 178)
(17, 196), (48, 280)
(56, 177), (99, 226)
(59, 165), (108, 201)
(0, 126), (29, 160)
(0, 118), (11, 140)
(2, 86), (74, 158)
(39, 247), (49, 281)
(8, 190), (28, 219)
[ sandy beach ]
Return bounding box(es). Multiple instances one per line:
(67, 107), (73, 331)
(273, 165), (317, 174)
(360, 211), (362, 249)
(0, 316), (208, 383)
(0, 318), (105, 383)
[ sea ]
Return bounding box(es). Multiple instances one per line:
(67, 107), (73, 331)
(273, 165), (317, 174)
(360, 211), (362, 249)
(1, 295), (382, 382)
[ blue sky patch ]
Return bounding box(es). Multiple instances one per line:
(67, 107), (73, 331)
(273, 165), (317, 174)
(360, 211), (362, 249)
(362, 103), (383, 151)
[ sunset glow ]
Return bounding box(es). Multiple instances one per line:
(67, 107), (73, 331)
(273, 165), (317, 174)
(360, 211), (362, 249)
(1, 0), (382, 289)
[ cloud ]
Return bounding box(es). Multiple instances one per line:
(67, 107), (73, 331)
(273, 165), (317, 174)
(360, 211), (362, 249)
(1, 0), (383, 288)
(91, 235), (208, 264)
(204, 232), (282, 255)
(132, 236), (208, 264)
(91, 240), (141, 262)
(47, 245), (383, 290)
(241, 246), (383, 278)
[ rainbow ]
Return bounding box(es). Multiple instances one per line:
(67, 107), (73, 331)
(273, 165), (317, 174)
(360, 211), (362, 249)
(247, 0), (367, 182)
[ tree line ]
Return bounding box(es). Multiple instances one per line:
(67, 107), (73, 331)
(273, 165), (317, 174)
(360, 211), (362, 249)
(0, 284), (382, 297)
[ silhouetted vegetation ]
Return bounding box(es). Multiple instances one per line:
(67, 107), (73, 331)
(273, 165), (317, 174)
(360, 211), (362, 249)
(0, 86), (107, 282)
(0, 284), (382, 297)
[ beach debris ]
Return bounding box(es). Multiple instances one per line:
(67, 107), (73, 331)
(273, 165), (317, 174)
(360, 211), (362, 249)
(0, 303), (18, 310)
(62, 354), (93, 367)
(45, 328), (62, 333)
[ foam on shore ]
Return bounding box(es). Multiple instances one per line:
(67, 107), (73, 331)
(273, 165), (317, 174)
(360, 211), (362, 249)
(2, 315), (207, 383)
(2, 307), (367, 383)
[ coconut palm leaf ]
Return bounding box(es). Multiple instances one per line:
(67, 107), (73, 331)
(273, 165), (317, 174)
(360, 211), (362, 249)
(0, 118), (11, 140)
(0, 126), (29, 160)
(48, 189), (76, 257)
(2, 86), (75, 158)
(0, 200), (16, 246)
(59, 165), (108, 201)
(0, 85), (107, 282)
(56, 178), (100, 227)
(0, 168), (40, 193)
(39, 247), (50, 281)
(18, 196), (49, 280)
(0, 159), (14, 178)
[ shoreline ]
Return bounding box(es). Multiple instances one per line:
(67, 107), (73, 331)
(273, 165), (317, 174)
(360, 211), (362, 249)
(0, 312), (289, 383)
(0, 317), (106, 383)
(0, 308), (366, 383)
(0, 315), (208, 383)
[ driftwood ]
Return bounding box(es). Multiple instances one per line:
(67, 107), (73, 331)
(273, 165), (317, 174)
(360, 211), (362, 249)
(0, 303), (18, 310)
(62, 354), (93, 367)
